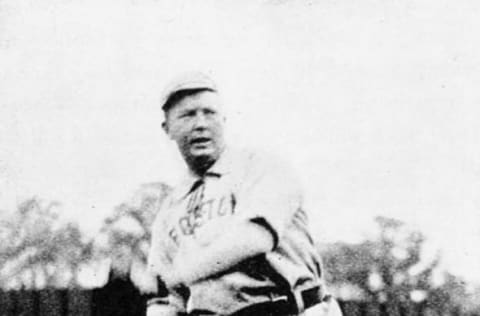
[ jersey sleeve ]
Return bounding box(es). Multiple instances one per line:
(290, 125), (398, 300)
(235, 155), (303, 249)
(147, 198), (187, 315)
(148, 207), (169, 277)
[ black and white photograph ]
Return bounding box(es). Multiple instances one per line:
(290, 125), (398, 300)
(1, 0), (479, 315)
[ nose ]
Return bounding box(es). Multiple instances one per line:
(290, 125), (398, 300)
(193, 112), (208, 130)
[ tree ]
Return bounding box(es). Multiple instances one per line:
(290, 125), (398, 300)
(0, 197), (91, 289)
(321, 216), (445, 311)
(97, 182), (170, 291)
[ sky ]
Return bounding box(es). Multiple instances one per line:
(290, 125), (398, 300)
(1, 0), (480, 282)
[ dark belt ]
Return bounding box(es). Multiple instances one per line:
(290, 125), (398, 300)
(230, 286), (327, 316)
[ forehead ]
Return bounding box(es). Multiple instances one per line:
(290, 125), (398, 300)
(170, 90), (223, 112)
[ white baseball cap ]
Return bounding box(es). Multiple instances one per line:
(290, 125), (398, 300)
(161, 71), (217, 111)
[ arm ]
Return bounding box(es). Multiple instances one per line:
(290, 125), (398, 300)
(164, 219), (274, 286)
(148, 207), (187, 315)
(146, 298), (181, 316)
(165, 155), (301, 287)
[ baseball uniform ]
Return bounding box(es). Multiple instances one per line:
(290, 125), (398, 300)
(147, 147), (331, 315)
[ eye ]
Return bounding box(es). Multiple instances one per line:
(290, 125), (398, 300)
(204, 109), (216, 116)
(180, 110), (196, 118)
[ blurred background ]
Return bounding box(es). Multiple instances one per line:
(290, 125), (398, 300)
(1, 0), (479, 315)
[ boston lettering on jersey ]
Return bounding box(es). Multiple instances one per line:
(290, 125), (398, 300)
(168, 186), (237, 245)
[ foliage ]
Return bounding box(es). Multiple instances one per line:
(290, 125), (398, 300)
(0, 182), (170, 291)
(0, 197), (91, 289)
(97, 182), (170, 278)
(321, 216), (471, 313)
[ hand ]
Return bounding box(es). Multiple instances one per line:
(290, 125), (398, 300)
(146, 304), (178, 316)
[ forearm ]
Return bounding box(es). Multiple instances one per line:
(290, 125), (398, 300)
(146, 291), (186, 316)
(146, 303), (179, 316)
(165, 222), (274, 287)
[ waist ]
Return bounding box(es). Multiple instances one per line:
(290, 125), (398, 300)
(189, 285), (326, 316)
(187, 275), (278, 314)
(186, 254), (321, 314)
(231, 285), (326, 316)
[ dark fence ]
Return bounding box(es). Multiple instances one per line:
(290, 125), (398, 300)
(0, 276), (147, 316)
(0, 286), (477, 316)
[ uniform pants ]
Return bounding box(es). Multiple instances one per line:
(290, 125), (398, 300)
(228, 297), (343, 316)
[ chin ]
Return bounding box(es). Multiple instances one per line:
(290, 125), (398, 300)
(191, 152), (214, 161)
(189, 149), (218, 163)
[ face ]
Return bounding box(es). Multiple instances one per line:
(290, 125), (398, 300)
(164, 90), (226, 169)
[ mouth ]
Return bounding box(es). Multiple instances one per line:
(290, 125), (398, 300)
(190, 137), (212, 146)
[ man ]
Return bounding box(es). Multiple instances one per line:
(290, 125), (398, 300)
(147, 72), (342, 316)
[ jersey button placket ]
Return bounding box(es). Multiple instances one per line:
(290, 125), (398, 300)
(186, 178), (206, 235)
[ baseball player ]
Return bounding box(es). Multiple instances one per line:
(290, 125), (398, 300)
(147, 72), (342, 316)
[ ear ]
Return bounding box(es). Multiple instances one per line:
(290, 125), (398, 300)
(162, 121), (169, 135)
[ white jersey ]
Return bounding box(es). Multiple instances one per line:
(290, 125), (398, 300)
(148, 147), (324, 315)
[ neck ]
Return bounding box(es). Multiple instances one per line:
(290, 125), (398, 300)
(187, 155), (216, 177)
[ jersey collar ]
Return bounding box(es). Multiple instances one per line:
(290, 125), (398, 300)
(175, 146), (233, 198)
